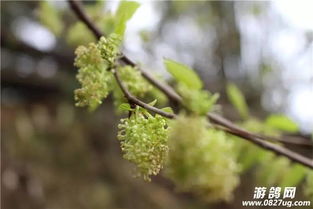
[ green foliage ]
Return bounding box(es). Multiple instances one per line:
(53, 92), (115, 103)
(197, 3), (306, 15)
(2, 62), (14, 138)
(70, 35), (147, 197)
(74, 43), (113, 111)
(66, 22), (95, 46)
(240, 118), (280, 136)
(38, 1), (63, 36)
(164, 59), (218, 115)
(164, 58), (203, 90)
(234, 119), (279, 172)
(279, 164), (307, 187)
(265, 114), (299, 133)
(256, 154), (290, 186)
(233, 118), (308, 190)
(177, 84), (219, 115)
(161, 107), (174, 113)
(117, 107), (169, 181)
(304, 171), (313, 202)
(226, 83), (249, 119)
(100, 15), (116, 35)
(166, 115), (240, 202)
(114, 1), (140, 36)
(118, 103), (132, 112)
(69, 4), (310, 203)
(233, 134), (308, 190)
(237, 144), (264, 172)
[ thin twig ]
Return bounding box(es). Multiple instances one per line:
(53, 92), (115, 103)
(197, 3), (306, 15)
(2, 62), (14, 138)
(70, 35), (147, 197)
(68, 1), (312, 145)
(68, 0), (182, 103)
(216, 125), (313, 168)
(68, 0), (102, 39)
(120, 56), (183, 103)
(113, 69), (176, 119)
(67, 0), (313, 169)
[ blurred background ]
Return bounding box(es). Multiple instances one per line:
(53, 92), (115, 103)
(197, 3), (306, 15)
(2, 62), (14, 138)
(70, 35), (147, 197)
(1, 1), (313, 209)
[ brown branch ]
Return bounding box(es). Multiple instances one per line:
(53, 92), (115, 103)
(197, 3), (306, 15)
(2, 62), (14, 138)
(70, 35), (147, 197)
(216, 125), (313, 168)
(113, 68), (176, 119)
(120, 56), (183, 103)
(68, 0), (182, 103)
(257, 133), (313, 147)
(68, 0), (102, 39)
(67, 0), (313, 169)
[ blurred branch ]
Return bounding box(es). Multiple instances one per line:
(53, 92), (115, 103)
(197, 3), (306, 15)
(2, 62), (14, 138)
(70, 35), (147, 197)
(67, 0), (102, 39)
(260, 134), (313, 147)
(67, 0), (313, 169)
(1, 32), (74, 68)
(2, 70), (61, 93)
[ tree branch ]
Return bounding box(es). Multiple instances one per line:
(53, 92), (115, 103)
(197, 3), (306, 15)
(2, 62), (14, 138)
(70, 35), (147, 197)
(67, 0), (313, 169)
(68, 0), (102, 39)
(113, 68), (176, 119)
(68, 0), (182, 103)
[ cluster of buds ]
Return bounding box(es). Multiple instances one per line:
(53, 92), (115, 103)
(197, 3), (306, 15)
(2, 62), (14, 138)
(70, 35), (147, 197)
(118, 108), (169, 181)
(166, 115), (239, 202)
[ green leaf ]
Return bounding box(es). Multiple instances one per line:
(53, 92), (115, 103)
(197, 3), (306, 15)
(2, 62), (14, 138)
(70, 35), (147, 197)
(226, 83), (249, 119)
(164, 59), (203, 90)
(161, 107), (174, 113)
(118, 103), (132, 111)
(208, 93), (219, 109)
(148, 99), (157, 106)
(279, 164), (307, 187)
(114, 1), (140, 36)
(256, 155), (290, 186)
(265, 114), (299, 133)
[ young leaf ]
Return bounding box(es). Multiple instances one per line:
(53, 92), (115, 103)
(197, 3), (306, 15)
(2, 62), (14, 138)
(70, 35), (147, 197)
(148, 99), (157, 106)
(226, 83), (249, 119)
(118, 103), (132, 111)
(265, 114), (299, 133)
(279, 164), (307, 187)
(164, 59), (203, 90)
(161, 107), (174, 113)
(114, 1), (140, 36)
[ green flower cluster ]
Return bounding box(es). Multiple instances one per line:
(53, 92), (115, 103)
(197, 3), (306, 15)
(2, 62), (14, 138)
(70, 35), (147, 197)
(165, 115), (239, 202)
(74, 34), (122, 111)
(74, 43), (112, 111)
(177, 84), (219, 116)
(117, 108), (169, 181)
(98, 34), (121, 67)
(119, 66), (152, 96)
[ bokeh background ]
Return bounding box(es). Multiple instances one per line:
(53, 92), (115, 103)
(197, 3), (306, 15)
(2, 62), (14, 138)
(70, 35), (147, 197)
(1, 1), (313, 209)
